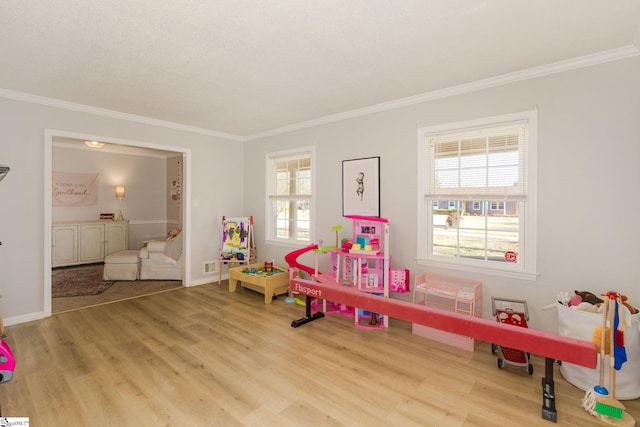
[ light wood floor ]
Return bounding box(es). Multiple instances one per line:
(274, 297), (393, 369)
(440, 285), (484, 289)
(52, 279), (183, 313)
(1, 282), (638, 426)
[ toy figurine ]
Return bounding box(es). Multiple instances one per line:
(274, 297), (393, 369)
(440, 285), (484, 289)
(264, 261), (274, 273)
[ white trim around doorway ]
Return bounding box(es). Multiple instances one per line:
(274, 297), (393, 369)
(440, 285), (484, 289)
(44, 129), (192, 318)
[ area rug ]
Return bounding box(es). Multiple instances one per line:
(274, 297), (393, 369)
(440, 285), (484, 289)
(52, 264), (114, 298)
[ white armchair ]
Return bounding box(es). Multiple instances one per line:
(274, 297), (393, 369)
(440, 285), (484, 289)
(139, 232), (183, 280)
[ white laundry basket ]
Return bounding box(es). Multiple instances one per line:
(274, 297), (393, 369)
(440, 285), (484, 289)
(557, 303), (640, 400)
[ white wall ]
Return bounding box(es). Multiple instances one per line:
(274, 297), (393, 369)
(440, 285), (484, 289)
(0, 98), (243, 324)
(52, 145), (170, 247)
(2, 55), (639, 333)
(244, 56), (640, 333)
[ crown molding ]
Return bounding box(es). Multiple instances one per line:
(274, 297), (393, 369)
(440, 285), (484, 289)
(52, 141), (176, 159)
(1, 46), (638, 142)
(245, 45), (640, 140)
(0, 88), (243, 141)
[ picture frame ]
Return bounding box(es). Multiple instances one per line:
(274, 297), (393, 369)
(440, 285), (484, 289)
(342, 156), (380, 217)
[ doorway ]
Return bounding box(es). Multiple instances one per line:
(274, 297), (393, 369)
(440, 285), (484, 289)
(44, 130), (192, 316)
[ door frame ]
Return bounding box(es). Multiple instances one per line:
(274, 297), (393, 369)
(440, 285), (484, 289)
(43, 129), (192, 317)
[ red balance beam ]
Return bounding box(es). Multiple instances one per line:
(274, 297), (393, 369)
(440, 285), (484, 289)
(290, 278), (596, 368)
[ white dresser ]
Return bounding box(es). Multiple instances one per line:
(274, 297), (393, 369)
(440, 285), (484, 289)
(52, 220), (129, 267)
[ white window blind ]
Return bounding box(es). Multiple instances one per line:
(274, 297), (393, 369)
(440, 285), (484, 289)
(426, 121), (528, 201)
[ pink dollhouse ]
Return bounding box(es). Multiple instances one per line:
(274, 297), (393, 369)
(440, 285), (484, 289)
(286, 215), (409, 329)
(327, 215), (409, 328)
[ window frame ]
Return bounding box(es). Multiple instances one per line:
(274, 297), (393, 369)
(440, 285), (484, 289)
(490, 201), (506, 212)
(265, 146), (316, 246)
(417, 110), (538, 280)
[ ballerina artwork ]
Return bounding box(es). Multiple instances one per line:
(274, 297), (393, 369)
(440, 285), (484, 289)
(356, 172), (364, 201)
(342, 157), (379, 217)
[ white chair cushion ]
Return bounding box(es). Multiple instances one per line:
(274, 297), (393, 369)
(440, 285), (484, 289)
(104, 250), (140, 264)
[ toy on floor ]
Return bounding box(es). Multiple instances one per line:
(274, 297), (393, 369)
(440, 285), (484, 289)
(0, 313), (15, 383)
(216, 216), (256, 284)
(582, 292), (636, 425)
(491, 297), (533, 375)
(575, 289), (604, 306)
(285, 268), (308, 306)
(285, 292), (306, 306)
(264, 261), (274, 273)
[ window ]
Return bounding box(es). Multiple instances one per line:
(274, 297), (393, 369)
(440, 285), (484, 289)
(266, 147), (315, 244)
(417, 111), (537, 279)
(490, 201), (505, 211)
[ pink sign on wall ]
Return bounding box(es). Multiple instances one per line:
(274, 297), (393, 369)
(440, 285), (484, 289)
(52, 172), (99, 206)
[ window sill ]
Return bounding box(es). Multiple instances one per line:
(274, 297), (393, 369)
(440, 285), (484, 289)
(265, 238), (311, 249)
(417, 258), (538, 281)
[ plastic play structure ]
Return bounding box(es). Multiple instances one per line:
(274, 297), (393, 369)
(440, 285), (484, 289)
(0, 326), (15, 383)
(285, 215), (405, 329)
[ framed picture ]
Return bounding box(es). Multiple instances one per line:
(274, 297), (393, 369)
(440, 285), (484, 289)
(342, 156), (380, 217)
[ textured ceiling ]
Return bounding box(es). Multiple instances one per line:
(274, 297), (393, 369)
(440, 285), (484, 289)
(1, 1), (639, 138)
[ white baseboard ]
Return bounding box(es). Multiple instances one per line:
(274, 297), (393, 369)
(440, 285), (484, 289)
(4, 311), (46, 327)
(187, 275), (227, 287)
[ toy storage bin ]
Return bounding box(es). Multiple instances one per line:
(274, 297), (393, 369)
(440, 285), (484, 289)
(412, 272), (482, 351)
(557, 303), (640, 400)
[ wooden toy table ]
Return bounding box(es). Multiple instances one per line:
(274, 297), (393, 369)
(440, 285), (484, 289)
(228, 263), (289, 304)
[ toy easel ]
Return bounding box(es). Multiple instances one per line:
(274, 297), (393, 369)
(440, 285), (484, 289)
(217, 216), (256, 283)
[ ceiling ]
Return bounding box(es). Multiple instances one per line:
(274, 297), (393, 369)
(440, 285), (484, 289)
(52, 137), (181, 158)
(1, 1), (639, 139)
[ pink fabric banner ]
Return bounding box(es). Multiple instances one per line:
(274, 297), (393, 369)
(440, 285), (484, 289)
(52, 172), (99, 206)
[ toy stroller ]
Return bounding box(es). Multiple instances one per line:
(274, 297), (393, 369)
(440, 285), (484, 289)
(491, 297), (533, 375)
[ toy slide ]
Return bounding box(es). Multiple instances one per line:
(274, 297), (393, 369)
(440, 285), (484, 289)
(284, 243), (318, 277)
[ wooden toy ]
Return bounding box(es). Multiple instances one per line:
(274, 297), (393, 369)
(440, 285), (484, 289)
(228, 262), (288, 304)
(216, 216), (256, 284)
(582, 292), (636, 425)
